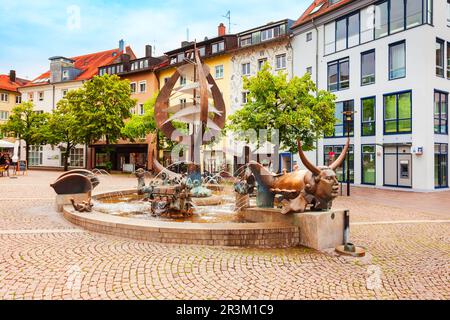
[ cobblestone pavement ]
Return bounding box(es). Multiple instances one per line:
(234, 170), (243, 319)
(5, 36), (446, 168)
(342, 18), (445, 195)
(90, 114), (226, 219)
(0, 171), (448, 300)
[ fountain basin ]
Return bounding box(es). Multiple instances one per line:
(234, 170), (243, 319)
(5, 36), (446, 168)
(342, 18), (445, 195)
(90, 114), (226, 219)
(62, 190), (348, 249)
(62, 189), (299, 247)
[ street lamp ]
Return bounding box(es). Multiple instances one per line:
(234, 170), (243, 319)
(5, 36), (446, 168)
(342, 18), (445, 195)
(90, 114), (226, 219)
(342, 110), (356, 197)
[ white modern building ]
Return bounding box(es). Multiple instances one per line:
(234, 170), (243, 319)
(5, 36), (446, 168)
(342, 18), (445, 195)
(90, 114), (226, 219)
(291, 0), (449, 191)
(18, 42), (135, 169)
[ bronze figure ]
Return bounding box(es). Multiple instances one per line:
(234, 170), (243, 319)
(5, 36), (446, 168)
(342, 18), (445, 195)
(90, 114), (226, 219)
(246, 139), (349, 214)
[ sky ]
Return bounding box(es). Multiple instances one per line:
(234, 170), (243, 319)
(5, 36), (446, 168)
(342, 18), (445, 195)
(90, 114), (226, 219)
(0, 0), (310, 80)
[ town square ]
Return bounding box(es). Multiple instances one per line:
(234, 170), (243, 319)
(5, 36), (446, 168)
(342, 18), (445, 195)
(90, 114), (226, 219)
(0, 0), (449, 303)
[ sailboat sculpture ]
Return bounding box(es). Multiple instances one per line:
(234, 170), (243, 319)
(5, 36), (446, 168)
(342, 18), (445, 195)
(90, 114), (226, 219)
(154, 44), (226, 157)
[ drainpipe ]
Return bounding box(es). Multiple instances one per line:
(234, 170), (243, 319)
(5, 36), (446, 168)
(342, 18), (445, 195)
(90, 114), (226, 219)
(312, 18), (319, 166)
(52, 84), (56, 111)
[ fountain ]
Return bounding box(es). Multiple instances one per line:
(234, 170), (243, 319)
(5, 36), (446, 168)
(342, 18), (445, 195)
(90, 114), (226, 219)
(55, 45), (359, 253)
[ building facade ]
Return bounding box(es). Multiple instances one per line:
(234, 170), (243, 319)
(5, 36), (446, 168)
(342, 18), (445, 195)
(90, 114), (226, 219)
(95, 45), (165, 171)
(0, 71), (29, 153)
(230, 19), (295, 173)
(291, 0), (449, 191)
(18, 43), (135, 169)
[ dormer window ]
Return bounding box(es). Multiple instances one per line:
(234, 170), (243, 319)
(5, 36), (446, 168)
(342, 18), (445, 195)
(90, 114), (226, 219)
(212, 41), (225, 54)
(329, 0), (342, 5)
(177, 53), (185, 63)
(62, 70), (69, 80)
(170, 56), (177, 65)
(261, 28), (274, 41)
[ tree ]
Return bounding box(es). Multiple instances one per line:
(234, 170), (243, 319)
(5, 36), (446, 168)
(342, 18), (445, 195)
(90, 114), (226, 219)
(68, 74), (137, 146)
(45, 97), (84, 171)
(121, 94), (157, 141)
(227, 64), (336, 153)
(0, 102), (49, 168)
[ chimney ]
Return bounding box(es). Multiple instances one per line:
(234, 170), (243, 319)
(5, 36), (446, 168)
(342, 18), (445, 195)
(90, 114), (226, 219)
(119, 39), (125, 53)
(181, 41), (191, 48)
(145, 45), (152, 58)
(9, 70), (16, 83)
(218, 23), (226, 36)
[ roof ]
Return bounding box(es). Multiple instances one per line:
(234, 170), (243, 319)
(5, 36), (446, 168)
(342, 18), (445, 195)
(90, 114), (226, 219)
(164, 35), (237, 56)
(23, 46), (135, 88)
(0, 74), (30, 93)
(291, 0), (356, 29)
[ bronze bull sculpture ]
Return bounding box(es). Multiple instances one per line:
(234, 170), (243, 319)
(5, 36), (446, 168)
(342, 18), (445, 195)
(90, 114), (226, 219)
(247, 139), (349, 214)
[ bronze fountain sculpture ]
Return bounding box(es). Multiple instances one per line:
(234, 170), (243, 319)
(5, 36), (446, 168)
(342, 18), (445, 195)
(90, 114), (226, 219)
(241, 138), (350, 214)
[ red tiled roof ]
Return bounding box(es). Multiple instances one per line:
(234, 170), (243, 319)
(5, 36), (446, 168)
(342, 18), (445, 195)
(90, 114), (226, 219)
(292, 0), (356, 29)
(23, 46), (135, 87)
(0, 74), (30, 92)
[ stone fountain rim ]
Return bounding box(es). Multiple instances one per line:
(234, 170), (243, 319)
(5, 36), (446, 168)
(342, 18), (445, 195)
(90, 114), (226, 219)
(62, 189), (301, 247)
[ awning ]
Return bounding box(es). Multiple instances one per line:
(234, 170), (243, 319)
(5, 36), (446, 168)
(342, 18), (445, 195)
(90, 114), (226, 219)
(0, 140), (15, 149)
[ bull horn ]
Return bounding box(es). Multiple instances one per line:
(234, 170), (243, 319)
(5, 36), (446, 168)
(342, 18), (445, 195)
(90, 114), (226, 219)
(297, 140), (321, 176)
(329, 138), (350, 171)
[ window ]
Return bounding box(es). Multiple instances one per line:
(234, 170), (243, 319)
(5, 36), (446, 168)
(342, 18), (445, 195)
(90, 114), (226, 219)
(407, 0), (423, 28)
(306, 32), (312, 42)
(0, 111), (9, 120)
(164, 77), (170, 84)
(434, 90), (448, 134)
(139, 81), (146, 93)
(258, 58), (267, 71)
(435, 144), (448, 188)
(261, 28), (274, 41)
(29, 145), (43, 166)
(180, 98), (187, 109)
(130, 106), (136, 115)
(361, 5), (375, 43)
(240, 36), (252, 47)
(375, 1), (388, 39)
(384, 91), (412, 134)
(425, 0), (433, 25)
(327, 58), (349, 92)
(362, 145), (376, 185)
(361, 50), (375, 85)
(252, 32), (261, 45)
(242, 63), (250, 76)
(389, 41), (406, 80)
(28, 93), (34, 102)
(447, 0), (450, 27)
(324, 145), (354, 183)
(212, 41), (225, 54)
(390, 0), (405, 34)
(361, 97), (376, 136)
(276, 54), (286, 70)
(198, 47), (206, 57)
(62, 70), (69, 80)
(38, 92), (44, 101)
(336, 18), (347, 51)
(34, 110), (44, 115)
(215, 65), (224, 79)
(130, 83), (136, 93)
(347, 13), (360, 48)
(324, 22), (336, 55)
(170, 56), (177, 65)
(326, 100), (354, 137)
(60, 147), (84, 167)
(242, 92), (249, 105)
(177, 53), (185, 63)
(62, 89), (68, 98)
(0, 93), (8, 102)
(306, 67), (313, 74)
(448, 42), (450, 78)
(436, 39), (445, 77)
(139, 103), (145, 115)
(15, 95), (21, 104)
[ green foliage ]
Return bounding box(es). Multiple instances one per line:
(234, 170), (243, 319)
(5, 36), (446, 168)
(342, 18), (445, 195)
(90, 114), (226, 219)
(121, 94), (158, 141)
(66, 74), (137, 145)
(45, 99), (85, 170)
(1, 102), (49, 166)
(227, 65), (336, 152)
